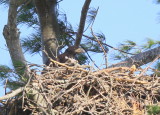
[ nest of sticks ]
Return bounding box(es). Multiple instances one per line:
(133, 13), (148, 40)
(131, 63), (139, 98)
(1, 59), (160, 115)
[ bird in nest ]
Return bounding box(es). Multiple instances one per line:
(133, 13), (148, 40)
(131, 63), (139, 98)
(57, 46), (84, 63)
(42, 46), (84, 74)
(46, 46), (84, 66)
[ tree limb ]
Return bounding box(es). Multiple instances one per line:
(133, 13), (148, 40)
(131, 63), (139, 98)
(82, 34), (135, 55)
(110, 46), (160, 67)
(3, 0), (29, 77)
(75, 0), (92, 47)
(0, 87), (24, 100)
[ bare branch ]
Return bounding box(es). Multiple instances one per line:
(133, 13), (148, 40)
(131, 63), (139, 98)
(75, 0), (92, 47)
(91, 28), (108, 68)
(0, 87), (24, 100)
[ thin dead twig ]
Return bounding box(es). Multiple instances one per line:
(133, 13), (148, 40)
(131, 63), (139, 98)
(50, 58), (88, 73)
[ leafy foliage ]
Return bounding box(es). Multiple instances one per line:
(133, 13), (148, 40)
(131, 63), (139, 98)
(57, 20), (75, 49)
(113, 40), (137, 60)
(7, 80), (25, 90)
(0, 65), (12, 79)
(0, 65), (25, 90)
(20, 8), (108, 64)
(142, 38), (160, 49)
(156, 0), (160, 3)
(22, 31), (42, 54)
(17, 1), (38, 26)
(0, 0), (9, 5)
(81, 33), (108, 53)
(147, 105), (160, 115)
(113, 39), (160, 60)
(87, 7), (97, 23)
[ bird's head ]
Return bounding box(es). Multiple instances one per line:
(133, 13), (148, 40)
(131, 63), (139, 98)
(65, 46), (84, 55)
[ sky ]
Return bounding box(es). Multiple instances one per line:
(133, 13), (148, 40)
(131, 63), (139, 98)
(0, 0), (160, 96)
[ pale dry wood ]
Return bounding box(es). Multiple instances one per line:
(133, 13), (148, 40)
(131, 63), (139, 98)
(0, 87), (24, 100)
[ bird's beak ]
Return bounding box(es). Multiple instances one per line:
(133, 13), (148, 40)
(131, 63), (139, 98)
(75, 48), (85, 53)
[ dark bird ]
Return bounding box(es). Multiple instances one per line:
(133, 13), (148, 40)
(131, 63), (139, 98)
(57, 46), (84, 63)
(42, 46), (84, 74)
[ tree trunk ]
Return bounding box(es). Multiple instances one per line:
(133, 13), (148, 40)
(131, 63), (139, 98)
(34, 0), (60, 65)
(3, 0), (28, 78)
(110, 46), (160, 67)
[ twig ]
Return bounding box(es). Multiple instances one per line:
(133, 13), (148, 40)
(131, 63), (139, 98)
(91, 28), (108, 67)
(89, 7), (109, 67)
(4, 79), (8, 95)
(49, 58), (88, 73)
(81, 45), (100, 69)
(83, 34), (135, 55)
(69, 31), (136, 55)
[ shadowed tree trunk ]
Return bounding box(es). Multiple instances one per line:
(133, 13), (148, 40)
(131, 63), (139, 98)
(34, 0), (60, 65)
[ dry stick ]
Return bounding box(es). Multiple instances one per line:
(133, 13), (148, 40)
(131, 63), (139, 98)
(90, 7), (109, 68)
(75, 0), (91, 47)
(84, 48), (100, 69)
(49, 58), (88, 73)
(93, 67), (148, 84)
(22, 70), (34, 108)
(4, 79), (8, 95)
(0, 69), (33, 101)
(91, 28), (108, 67)
(0, 87), (24, 100)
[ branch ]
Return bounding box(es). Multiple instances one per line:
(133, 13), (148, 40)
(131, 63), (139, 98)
(49, 58), (88, 72)
(82, 34), (135, 55)
(110, 46), (160, 67)
(68, 31), (135, 55)
(91, 28), (108, 67)
(0, 87), (24, 100)
(75, 0), (92, 47)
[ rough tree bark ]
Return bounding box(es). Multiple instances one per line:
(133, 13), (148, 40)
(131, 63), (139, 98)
(3, 0), (28, 77)
(34, 0), (60, 65)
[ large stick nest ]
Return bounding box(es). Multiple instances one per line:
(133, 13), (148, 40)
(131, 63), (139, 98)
(1, 59), (160, 115)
